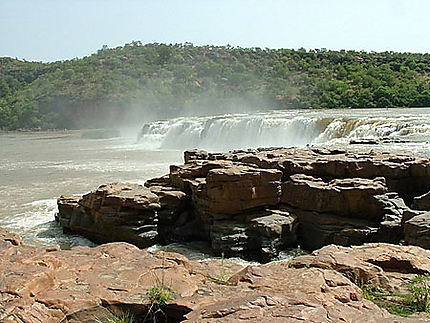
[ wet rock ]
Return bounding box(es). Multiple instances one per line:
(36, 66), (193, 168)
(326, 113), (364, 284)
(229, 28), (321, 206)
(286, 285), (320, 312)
(57, 183), (160, 248)
(404, 212), (430, 249)
(148, 184), (190, 243)
(248, 209), (298, 262)
(208, 208), (298, 262)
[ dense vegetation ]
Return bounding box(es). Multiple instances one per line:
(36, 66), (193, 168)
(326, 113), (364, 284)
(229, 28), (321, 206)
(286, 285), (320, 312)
(1, 42), (430, 130)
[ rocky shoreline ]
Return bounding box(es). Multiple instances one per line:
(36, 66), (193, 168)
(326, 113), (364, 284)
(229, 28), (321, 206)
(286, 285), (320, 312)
(2, 147), (430, 322)
(58, 147), (430, 262)
(1, 227), (430, 322)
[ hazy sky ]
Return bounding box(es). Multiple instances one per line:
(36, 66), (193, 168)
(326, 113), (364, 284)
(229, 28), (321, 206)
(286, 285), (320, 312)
(1, 0), (430, 62)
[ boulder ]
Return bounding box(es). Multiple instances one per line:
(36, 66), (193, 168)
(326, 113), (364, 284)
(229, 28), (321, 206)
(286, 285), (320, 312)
(208, 208), (297, 261)
(148, 184), (189, 243)
(404, 212), (430, 249)
(57, 183), (160, 248)
(247, 209), (298, 262)
(192, 165), (282, 215)
(169, 160), (234, 191)
(292, 208), (402, 251)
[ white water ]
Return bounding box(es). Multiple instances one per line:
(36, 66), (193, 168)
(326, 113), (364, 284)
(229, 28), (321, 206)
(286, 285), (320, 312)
(138, 108), (430, 154)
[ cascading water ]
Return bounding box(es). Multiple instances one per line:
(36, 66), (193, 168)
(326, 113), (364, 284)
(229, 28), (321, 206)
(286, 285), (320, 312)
(137, 108), (430, 152)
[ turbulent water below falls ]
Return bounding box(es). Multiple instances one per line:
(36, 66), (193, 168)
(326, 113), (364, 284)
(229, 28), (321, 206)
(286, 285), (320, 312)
(1, 108), (429, 261)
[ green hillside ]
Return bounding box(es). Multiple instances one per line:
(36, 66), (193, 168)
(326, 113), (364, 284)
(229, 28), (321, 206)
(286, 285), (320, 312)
(1, 42), (430, 130)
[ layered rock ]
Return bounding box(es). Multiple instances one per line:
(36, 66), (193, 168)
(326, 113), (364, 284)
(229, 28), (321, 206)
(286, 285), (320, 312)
(57, 147), (430, 262)
(185, 147), (430, 201)
(58, 183), (160, 248)
(4, 227), (421, 323)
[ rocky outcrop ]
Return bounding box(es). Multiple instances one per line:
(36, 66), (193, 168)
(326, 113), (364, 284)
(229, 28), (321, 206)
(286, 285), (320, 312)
(58, 183), (160, 248)
(7, 227), (429, 322)
(185, 147), (430, 201)
(57, 147), (430, 262)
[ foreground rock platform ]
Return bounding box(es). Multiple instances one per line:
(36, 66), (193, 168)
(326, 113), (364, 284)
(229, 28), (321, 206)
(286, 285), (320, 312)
(3, 226), (430, 322)
(57, 147), (430, 262)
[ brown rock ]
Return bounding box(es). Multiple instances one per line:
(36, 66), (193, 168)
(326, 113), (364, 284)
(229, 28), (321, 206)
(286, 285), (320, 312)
(291, 208), (402, 250)
(281, 174), (389, 220)
(57, 183), (160, 248)
(186, 148), (430, 200)
(290, 243), (430, 293)
(169, 160), (234, 191)
(193, 165), (282, 215)
(184, 265), (390, 322)
(0, 227), (394, 323)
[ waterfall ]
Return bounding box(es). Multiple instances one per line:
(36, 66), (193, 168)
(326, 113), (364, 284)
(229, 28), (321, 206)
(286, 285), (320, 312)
(137, 108), (430, 151)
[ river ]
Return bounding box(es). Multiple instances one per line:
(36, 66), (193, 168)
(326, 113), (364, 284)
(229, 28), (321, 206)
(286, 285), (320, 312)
(1, 108), (429, 251)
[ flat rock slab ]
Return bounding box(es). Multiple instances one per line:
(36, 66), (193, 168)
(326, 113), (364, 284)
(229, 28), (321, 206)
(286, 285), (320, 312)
(0, 227), (401, 323)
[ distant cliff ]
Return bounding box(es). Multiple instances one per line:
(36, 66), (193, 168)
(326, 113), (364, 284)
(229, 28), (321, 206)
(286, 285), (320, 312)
(1, 42), (430, 130)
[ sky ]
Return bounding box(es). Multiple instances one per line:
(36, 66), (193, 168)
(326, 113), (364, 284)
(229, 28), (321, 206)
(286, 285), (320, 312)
(1, 0), (430, 62)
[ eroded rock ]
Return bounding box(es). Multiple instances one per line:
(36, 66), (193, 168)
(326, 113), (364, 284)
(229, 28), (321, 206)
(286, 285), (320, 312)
(57, 147), (430, 262)
(290, 243), (430, 293)
(0, 227), (397, 323)
(57, 183), (160, 248)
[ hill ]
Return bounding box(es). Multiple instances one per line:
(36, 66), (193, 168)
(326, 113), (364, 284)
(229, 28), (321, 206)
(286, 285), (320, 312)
(1, 42), (430, 130)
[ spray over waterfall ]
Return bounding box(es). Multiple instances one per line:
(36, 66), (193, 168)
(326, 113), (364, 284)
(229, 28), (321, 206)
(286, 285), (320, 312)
(137, 108), (430, 151)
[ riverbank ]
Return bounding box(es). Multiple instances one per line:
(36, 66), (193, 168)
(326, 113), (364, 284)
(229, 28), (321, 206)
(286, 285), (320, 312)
(2, 225), (430, 322)
(3, 146), (430, 321)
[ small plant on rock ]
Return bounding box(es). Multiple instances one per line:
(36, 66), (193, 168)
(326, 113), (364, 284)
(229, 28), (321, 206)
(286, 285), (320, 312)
(147, 283), (174, 306)
(209, 252), (235, 286)
(144, 254), (175, 322)
(408, 273), (430, 312)
(97, 312), (135, 323)
(361, 273), (430, 317)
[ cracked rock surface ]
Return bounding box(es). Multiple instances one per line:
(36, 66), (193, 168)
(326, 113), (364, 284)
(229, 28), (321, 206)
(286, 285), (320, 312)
(3, 227), (430, 322)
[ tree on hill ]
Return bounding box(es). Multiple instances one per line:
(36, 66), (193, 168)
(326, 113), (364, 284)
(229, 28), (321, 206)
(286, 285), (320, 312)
(1, 43), (430, 130)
